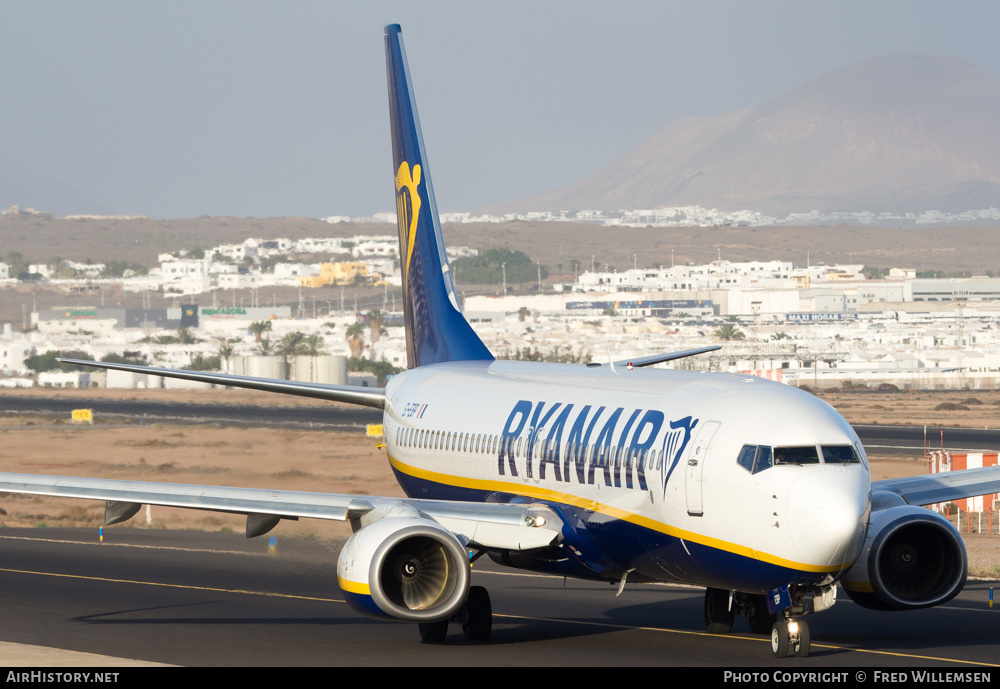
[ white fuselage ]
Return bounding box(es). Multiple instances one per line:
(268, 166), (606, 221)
(382, 360), (870, 592)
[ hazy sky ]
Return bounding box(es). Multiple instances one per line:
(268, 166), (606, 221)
(2, 1), (999, 219)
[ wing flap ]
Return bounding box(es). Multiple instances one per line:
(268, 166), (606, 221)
(873, 465), (1000, 506)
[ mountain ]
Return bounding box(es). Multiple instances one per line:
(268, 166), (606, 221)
(484, 54), (1000, 216)
(0, 165), (113, 217)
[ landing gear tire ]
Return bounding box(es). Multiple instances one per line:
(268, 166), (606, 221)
(704, 588), (734, 634)
(770, 618), (810, 658)
(418, 619), (449, 643)
(747, 595), (777, 635)
(770, 621), (789, 657)
(793, 620), (811, 658)
(461, 586), (492, 641)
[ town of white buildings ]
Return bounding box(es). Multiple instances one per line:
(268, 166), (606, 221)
(385, 206), (1000, 228)
(4, 229), (1000, 391)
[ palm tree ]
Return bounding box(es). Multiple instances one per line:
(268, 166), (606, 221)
(517, 306), (531, 322)
(248, 320), (272, 343)
(277, 331), (307, 379)
(713, 324), (746, 341)
(367, 310), (385, 344)
(218, 341), (235, 371)
(277, 331), (307, 356)
(345, 322), (366, 359)
(303, 334), (326, 357)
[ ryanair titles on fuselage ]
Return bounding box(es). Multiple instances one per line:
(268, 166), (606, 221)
(498, 400), (700, 496)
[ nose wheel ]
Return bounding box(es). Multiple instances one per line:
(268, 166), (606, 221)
(771, 617), (810, 658)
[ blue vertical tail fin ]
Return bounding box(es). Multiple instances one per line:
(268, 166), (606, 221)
(384, 24), (494, 369)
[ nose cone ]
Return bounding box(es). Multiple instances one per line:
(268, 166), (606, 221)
(787, 468), (868, 568)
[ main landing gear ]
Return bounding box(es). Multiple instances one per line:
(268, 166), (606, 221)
(418, 585), (492, 643)
(704, 589), (777, 636)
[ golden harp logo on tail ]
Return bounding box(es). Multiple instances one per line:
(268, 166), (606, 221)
(395, 161), (422, 298)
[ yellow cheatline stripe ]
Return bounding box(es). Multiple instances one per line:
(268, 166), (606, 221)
(387, 454), (853, 574)
(0, 567), (339, 603)
(337, 575), (371, 596)
(841, 578), (874, 593)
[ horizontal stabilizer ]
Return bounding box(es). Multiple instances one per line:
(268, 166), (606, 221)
(56, 358), (386, 409)
(608, 345), (721, 369)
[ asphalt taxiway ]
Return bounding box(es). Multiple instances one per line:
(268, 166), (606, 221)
(1, 528), (997, 667)
(3, 398), (999, 666)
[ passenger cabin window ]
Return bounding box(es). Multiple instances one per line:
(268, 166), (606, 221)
(773, 446), (820, 465)
(821, 445), (861, 464)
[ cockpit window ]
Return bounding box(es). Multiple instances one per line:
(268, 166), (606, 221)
(736, 445), (773, 474)
(737, 445), (756, 472)
(755, 446), (773, 472)
(773, 446), (820, 465)
(821, 445), (861, 464)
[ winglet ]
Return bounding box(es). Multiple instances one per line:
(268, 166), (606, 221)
(385, 24), (494, 369)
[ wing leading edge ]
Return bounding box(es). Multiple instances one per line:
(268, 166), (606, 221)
(56, 358), (386, 409)
(0, 473), (561, 551)
(873, 465), (1000, 507)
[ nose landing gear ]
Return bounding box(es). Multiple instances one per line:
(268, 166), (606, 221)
(771, 617), (810, 658)
(704, 586), (818, 658)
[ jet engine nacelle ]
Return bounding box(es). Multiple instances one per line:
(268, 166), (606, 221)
(337, 515), (470, 622)
(841, 501), (967, 611)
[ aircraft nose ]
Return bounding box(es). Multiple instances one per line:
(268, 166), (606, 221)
(786, 468), (867, 567)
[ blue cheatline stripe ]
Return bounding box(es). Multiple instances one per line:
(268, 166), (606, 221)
(341, 589), (396, 622)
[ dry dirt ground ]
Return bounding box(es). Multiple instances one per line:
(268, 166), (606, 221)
(5, 217), (1000, 325)
(817, 388), (1000, 432)
(0, 387), (997, 577)
(4, 215), (1000, 276)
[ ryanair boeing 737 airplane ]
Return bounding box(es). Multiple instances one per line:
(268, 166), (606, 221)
(3, 24), (1000, 659)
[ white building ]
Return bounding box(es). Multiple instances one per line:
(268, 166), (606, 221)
(0, 335), (33, 374)
(160, 258), (211, 295)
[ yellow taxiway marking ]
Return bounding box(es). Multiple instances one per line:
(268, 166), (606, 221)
(491, 612), (1000, 667)
(0, 567), (338, 604)
(0, 534), (271, 558)
(3, 536), (996, 666)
